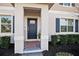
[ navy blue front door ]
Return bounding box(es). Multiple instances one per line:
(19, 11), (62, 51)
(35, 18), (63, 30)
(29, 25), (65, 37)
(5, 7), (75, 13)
(27, 18), (37, 39)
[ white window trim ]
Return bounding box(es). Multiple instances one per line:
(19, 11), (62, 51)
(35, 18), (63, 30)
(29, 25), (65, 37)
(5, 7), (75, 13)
(73, 19), (75, 32)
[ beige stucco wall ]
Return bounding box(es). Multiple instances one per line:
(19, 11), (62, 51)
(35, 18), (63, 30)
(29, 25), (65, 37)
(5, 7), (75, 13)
(50, 3), (79, 13)
(49, 13), (55, 36)
(0, 6), (14, 15)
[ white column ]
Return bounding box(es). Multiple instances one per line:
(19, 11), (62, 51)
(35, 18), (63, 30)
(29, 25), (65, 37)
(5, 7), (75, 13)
(14, 5), (24, 53)
(41, 8), (49, 50)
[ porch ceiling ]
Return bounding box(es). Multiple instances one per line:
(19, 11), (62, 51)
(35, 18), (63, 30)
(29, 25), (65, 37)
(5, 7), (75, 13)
(24, 7), (41, 16)
(24, 7), (41, 11)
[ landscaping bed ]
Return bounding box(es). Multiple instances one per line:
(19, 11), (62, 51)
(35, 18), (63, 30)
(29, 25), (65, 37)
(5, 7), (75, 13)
(42, 34), (79, 56)
(0, 44), (21, 56)
(42, 43), (79, 56)
(0, 36), (21, 56)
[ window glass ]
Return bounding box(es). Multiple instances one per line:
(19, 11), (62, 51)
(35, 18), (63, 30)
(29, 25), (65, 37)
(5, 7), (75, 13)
(59, 3), (75, 7)
(61, 26), (67, 32)
(64, 3), (70, 6)
(60, 18), (67, 32)
(68, 19), (73, 32)
(1, 16), (11, 33)
(68, 26), (73, 32)
(1, 16), (11, 24)
(59, 3), (63, 5)
(68, 19), (73, 26)
(1, 25), (11, 32)
(72, 3), (75, 7)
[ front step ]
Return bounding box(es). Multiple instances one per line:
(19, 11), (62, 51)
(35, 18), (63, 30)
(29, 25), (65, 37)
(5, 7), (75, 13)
(23, 49), (43, 53)
(24, 41), (40, 49)
(22, 52), (43, 56)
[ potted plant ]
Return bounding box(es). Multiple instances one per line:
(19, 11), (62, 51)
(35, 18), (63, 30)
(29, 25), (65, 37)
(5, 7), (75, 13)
(38, 33), (41, 39)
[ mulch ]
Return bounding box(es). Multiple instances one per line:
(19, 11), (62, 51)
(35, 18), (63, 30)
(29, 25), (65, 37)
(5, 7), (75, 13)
(1, 43), (79, 56)
(42, 43), (79, 56)
(0, 44), (21, 56)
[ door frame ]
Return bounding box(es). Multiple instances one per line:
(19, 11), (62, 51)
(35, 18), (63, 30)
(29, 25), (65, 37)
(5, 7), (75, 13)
(24, 16), (41, 41)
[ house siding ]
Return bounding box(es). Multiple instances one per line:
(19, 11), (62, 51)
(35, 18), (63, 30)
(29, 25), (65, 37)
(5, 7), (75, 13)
(50, 3), (79, 13)
(48, 3), (79, 41)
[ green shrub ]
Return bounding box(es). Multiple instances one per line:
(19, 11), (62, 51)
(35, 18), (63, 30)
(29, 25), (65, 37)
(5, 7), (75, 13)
(51, 34), (79, 45)
(51, 35), (57, 46)
(0, 36), (10, 48)
(66, 35), (73, 44)
(74, 35), (79, 44)
(0, 37), (2, 46)
(60, 35), (68, 44)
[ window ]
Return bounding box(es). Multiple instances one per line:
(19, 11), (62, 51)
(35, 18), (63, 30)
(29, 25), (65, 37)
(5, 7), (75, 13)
(0, 16), (13, 33)
(59, 3), (75, 7)
(56, 18), (74, 32)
